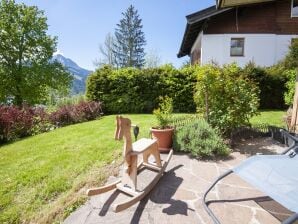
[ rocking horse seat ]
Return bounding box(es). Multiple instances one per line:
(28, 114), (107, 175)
(131, 138), (158, 155)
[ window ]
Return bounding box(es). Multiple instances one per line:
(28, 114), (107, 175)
(292, 0), (298, 17)
(230, 38), (244, 57)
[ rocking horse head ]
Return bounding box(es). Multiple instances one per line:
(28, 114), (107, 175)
(115, 115), (131, 140)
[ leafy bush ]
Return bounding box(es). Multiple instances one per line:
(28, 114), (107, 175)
(0, 105), (51, 143)
(49, 101), (103, 127)
(283, 39), (298, 106)
(284, 69), (297, 106)
(194, 64), (259, 135)
(86, 65), (197, 114)
(0, 101), (102, 143)
(242, 62), (288, 109)
(153, 96), (173, 129)
(173, 119), (230, 158)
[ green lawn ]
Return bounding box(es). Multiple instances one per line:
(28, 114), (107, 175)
(250, 110), (286, 127)
(0, 114), (156, 224)
(0, 111), (286, 223)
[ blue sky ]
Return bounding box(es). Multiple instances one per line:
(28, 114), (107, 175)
(18, 0), (214, 70)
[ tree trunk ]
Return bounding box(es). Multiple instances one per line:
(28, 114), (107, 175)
(290, 67), (298, 132)
(205, 87), (209, 122)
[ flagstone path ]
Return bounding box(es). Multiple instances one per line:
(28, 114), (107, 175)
(64, 137), (294, 224)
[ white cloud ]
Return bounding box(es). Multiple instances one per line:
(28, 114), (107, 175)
(53, 49), (64, 56)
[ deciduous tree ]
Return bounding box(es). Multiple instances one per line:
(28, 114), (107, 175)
(0, 0), (72, 105)
(94, 33), (117, 68)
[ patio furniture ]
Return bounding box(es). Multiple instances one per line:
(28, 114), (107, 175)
(87, 115), (173, 212)
(203, 130), (298, 224)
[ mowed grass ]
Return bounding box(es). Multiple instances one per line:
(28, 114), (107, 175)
(250, 110), (287, 127)
(0, 114), (155, 224)
(0, 111), (286, 223)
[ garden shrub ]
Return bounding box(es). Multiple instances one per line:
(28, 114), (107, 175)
(49, 101), (103, 127)
(86, 65), (197, 114)
(0, 101), (102, 143)
(284, 69), (297, 106)
(0, 105), (50, 143)
(242, 63), (288, 109)
(283, 39), (298, 106)
(173, 119), (230, 158)
(194, 63), (259, 135)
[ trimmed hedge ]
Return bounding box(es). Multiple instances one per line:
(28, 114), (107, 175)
(243, 63), (289, 109)
(86, 65), (197, 114)
(86, 64), (289, 114)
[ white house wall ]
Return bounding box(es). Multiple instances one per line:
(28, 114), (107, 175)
(201, 34), (298, 67)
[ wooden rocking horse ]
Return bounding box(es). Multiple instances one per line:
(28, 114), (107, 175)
(86, 115), (173, 212)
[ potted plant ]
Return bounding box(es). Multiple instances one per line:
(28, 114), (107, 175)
(151, 96), (174, 152)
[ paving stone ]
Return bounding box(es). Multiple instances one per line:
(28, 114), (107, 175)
(219, 173), (254, 189)
(209, 203), (254, 224)
(64, 138), (289, 224)
(191, 160), (219, 182)
(218, 183), (265, 200)
(64, 203), (92, 224)
(255, 209), (280, 224)
(173, 188), (196, 201)
(194, 200), (214, 224)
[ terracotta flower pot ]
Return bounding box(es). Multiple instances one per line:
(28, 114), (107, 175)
(150, 127), (174, 153)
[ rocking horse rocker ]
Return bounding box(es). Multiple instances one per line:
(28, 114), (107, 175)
(87, 115), (173, 212)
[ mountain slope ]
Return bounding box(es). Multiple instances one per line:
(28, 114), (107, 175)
(52, 54), (92, 94)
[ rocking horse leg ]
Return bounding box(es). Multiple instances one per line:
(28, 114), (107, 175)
(142, 150), (150, 164)
(142, 143), (162, 167)
(152, 143), (162, 167)
(120, 154), (138, 192)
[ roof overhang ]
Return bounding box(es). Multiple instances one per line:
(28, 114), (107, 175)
(177, 6), (232, 58)
(216, 0), (275, 9)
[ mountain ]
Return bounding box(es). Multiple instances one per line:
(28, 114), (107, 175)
(52, 54), (92, 94)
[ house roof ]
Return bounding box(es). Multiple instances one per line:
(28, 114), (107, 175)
(216, 0), (275, 9)
(177, 6), (231, 58)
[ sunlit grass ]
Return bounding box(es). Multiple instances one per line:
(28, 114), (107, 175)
(0, 114), (155, 223)
(250, 110), (286, 127)
(0, 111), (286, 223)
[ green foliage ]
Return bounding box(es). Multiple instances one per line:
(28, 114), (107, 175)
(285, 38), (298, 68)
(194, 63), (259, 135)
(283, 39), (298, 106)
(153, 96), (173, 129)
(47, 94), (87, 110)
(242, 62), (288, 109)
(173, 119), (230, 158)
(284, 69), (297, 106)
(0, 114), (156, 223)
(113, 5), (146, 68)
(86, 65), (197, 114)
(0, 0), (72, 105)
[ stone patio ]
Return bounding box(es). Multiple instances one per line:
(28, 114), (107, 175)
(64, 137), (295, 224)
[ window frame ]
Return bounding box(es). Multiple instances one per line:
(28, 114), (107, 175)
(292, 0), (298, 18)
(230, 38), (245, 57)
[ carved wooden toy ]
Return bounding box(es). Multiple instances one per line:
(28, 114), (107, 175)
(86, 115), (173, 212)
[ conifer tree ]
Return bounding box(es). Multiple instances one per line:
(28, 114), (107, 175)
(114, 5), (146, 68)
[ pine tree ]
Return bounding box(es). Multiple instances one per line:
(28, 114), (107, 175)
(114, 5), (146, 68)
